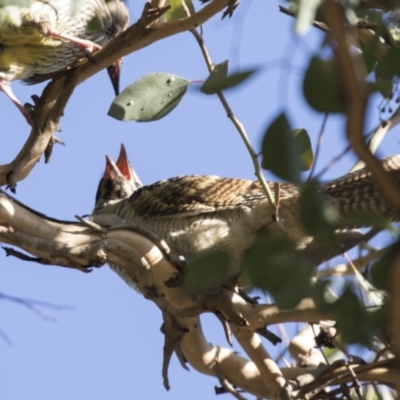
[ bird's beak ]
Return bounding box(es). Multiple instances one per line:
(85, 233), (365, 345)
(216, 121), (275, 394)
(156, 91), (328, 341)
(115, 144), (132, 181)
(107, 59), (122, 96)
(104, 155), (121, 180)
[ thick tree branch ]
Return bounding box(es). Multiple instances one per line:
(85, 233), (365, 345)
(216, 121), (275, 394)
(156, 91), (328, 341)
(0, 190), (397, 396)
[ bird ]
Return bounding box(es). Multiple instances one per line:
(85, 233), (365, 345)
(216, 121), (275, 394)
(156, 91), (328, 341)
(0, 0), (129, 123)
(92, 145), (400, 288)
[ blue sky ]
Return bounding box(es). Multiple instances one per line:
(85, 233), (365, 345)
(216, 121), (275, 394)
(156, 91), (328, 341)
(1, 1), (400, 399)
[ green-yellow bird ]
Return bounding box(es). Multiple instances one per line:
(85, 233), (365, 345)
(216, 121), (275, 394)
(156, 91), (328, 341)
(0, 0), (129, 123)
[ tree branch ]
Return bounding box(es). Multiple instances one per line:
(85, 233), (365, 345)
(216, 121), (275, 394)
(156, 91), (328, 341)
(0, 0), (232, 190)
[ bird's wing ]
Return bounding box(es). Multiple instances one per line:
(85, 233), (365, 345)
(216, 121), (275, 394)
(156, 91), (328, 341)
(128, 175), (297, 218)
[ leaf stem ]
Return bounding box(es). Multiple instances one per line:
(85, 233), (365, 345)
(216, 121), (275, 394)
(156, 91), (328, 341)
(190, 29), (276, 211)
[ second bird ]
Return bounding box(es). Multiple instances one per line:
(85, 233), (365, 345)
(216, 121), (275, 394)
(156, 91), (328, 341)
(92, 145), (400, 289)
(0, 0), (129, 123)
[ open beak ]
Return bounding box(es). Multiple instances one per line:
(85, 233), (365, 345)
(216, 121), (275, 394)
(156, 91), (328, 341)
(115, 144), (132, 181)
(107, 59), (122, 96)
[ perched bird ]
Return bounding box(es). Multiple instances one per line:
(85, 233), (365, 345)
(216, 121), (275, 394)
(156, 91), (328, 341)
(92, 145), (400, 286)
(0, 0), (129, 123)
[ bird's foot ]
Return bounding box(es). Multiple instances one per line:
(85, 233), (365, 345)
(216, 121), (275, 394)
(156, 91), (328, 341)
(0, 80), (33, 125)
(41, 27), (102, 55)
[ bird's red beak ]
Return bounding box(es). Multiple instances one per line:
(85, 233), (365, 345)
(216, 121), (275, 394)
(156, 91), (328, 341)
(115, 144), (132, 181)
(107, 59), (122, 96)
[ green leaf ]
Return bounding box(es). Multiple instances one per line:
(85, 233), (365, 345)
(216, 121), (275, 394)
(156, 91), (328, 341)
(182, 251), (233, 294)
(201, 68), (257, 94)
(334, 286), (374, 345)
(261, 113), (302, 184)
(303, 57), (344, 113)
(369, 242), (400, 291)
(314, 283), (386, 345)
(108, 73), (190, 122)
(246, 235), (313, 308)
(293, 128), (314, 171)
(164, 0), (195, 21)
(360, 29), (381, 73)
(375, 47), (400, 95)
(201, 61), (229, 94)
(376, 47), (400, 79)
(299, 180), (338, 240)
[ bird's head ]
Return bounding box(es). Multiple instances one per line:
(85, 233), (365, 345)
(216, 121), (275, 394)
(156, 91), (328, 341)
(89, 0), (130, 96)
(94, 144), (141, 209)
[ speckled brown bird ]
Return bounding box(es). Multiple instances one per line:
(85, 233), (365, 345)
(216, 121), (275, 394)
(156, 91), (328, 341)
(0, 0), (129, 123)
(92, 145), (400, 288)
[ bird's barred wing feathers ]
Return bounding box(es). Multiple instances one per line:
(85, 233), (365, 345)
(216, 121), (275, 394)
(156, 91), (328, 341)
(127, 175), (298, 218)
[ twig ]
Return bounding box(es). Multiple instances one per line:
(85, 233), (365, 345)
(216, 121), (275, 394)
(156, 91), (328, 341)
(308, 113), (329, 180)
(189, 28), (277, 212)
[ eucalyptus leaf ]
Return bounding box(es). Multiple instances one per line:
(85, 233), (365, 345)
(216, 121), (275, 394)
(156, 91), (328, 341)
(334, 286), (374, 345)
(201, 61), (229, 94)
(299, 180), (338, 240)
(246, 235), (313, 308)
(164, 0), (195, 21)
(108, 73), (190, 122)
(261, 113), (302, 184)
(293, 128), (314, 171)
(201, 69), (257, 94)
(182, 251), (233, 294)
(303, 57), (344, 113)
(369, 242), (400, 291)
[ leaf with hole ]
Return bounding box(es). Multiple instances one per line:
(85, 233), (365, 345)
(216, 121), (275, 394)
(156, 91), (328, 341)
(108, 73), (190, 122)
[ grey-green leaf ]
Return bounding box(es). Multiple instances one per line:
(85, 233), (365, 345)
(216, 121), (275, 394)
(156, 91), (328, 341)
(108, 73), (190, 122)
(201, 60), (229, 94)
(201, 69), (257, 94)
(261, 113), (302, 184)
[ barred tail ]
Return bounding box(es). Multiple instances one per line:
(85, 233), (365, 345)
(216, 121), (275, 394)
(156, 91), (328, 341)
(322, 155), (400, 221)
